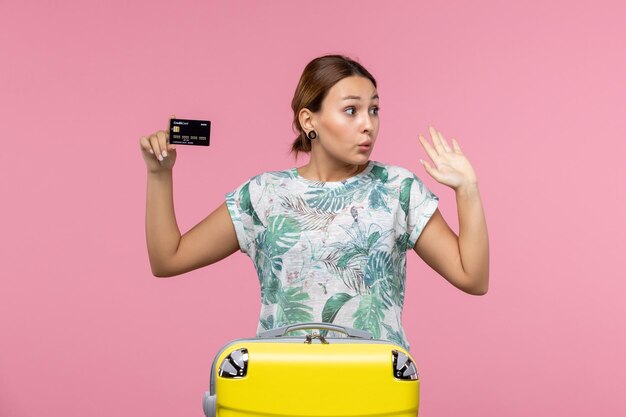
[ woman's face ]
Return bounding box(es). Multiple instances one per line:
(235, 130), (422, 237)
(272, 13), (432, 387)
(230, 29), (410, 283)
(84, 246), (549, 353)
(312, 75), (380, 166)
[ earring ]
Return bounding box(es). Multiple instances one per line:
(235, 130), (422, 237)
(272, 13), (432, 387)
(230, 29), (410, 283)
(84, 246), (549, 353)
(307, 130), (317, 140)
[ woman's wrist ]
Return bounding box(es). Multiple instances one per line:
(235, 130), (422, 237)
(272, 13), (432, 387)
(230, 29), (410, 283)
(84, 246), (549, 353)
(147, 168), (173, 178)
(454, 181), (479, 196)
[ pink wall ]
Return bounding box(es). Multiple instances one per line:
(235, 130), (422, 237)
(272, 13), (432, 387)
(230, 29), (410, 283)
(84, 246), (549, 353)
(2, 1), (625, 416)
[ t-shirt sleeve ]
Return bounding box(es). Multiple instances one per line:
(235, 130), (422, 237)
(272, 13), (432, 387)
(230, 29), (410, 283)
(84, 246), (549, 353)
(404, 174), (439, 250)
(225, 178), (258, 256)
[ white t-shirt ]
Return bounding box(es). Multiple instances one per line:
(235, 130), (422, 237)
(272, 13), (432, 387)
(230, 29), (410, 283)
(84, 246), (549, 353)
(225, 160), (439, 350)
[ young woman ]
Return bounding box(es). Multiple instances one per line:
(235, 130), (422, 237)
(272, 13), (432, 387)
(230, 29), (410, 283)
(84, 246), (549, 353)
(139, 55), (489, 350)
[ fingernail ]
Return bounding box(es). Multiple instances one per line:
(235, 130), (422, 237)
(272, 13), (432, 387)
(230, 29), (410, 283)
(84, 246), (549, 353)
(158, 155), (163, 161)
(149, 149), (154, 154)
(419, 159), (425, 165)
(162, 150), (168, 158)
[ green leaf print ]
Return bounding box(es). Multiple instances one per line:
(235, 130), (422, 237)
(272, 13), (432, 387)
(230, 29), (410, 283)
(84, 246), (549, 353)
(275, 286), (314, 325)
(322, 250), (367, 294)
(335, 222), (392, 257)
(323, 221), (394, 295)
(368, 182), (392, 212)
(321, 293), (355, 324)
(266, 215), (301, 256)
(266, 170), (295, 180)
(364, 251), (394, 289)
(399, 177), (413, 218)
(396, 232), (411, 252)
(413, 174), (426, 194)
(279, 195), (338, 231)
(389, 247), (408, 307)
(304, 181), (363, 211)
(366, 231), (381, 250)
(365, 251), (398, 310)
(254, 231), (284, 287)
(370, 165), (389, 183)
(352, 294), (385, 339)
(368, 165), (401, 212)
(260, 275), (281, 305)
(337, 249), (363, 269)
(239, 182), (264, 226)
(368, 192), (383, 211)
(382, 323), (408, 349)
(353, 186), (369, 202)
(259, 315), (274, 330)
(254, 215), (302, 307)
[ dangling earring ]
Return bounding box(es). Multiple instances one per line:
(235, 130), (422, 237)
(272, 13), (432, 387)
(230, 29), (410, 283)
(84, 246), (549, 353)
(307, 130), (317, 140)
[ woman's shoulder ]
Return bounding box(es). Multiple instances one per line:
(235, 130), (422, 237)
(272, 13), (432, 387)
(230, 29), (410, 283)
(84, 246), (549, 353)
(369, 160), (420, 182)
(243, 167), (299, 187)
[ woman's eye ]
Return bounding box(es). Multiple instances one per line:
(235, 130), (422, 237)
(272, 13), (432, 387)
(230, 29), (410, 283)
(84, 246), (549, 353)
(345, 107), (356, 115)
(370, 106), (380, 115)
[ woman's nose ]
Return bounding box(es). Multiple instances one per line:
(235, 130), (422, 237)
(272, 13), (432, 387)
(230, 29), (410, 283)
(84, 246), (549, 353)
(362, 114), (374, 132)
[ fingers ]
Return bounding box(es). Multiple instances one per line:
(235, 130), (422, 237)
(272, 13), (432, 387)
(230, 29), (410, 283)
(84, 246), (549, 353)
(148, 134), (163, 161)
(139, 114), (179, 165)
(452, 138), (463, 154)
(429, 126), (445, 154)
(429, 126), (454, 154)
(420, 158), (439, 181)
(139, 135), (154, 154)
(139, 114), (179, 169)
(157, 131), (170, 159)
(419, 134), (439, 162)
(437, 130), (453, 153)
(139, 131), (168, 161)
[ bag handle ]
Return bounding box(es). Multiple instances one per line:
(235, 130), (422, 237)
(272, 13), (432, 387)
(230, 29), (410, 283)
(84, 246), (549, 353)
(257, 322), (373, 339)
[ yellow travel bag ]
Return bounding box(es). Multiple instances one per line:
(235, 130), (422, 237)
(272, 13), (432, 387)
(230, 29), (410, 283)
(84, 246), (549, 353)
(203, 322), (420, 417)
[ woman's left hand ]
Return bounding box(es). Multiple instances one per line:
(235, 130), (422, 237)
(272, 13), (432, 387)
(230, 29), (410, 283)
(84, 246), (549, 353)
(418, 126), (478, 191)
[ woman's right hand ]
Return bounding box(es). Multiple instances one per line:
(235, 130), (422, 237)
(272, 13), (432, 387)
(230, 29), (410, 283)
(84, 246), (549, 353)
(140, 114), (178, 173)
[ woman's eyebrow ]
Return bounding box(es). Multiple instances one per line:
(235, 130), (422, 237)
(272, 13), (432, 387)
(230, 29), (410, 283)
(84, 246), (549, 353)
(342, 94), (380, 100)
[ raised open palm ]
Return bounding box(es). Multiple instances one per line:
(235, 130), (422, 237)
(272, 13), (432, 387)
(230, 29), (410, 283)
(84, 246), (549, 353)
(418, 126), (477, 190)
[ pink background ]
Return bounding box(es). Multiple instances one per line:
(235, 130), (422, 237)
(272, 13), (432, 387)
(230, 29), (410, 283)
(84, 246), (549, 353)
(1, 1), (625, 416)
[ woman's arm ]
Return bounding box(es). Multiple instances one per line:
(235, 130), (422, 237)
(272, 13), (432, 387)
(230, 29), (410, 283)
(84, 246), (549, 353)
(141, 118), (240, 278)
(145, 171), (239, 278)
(413, 127), (489, 295)
(414, 187), (489, 295)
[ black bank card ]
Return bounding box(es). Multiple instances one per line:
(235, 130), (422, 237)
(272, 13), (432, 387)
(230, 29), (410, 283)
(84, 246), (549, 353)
(169, 119), (211, 146)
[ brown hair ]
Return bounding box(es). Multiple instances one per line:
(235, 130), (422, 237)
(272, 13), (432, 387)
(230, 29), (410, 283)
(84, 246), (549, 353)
(290, 54), (377, 158)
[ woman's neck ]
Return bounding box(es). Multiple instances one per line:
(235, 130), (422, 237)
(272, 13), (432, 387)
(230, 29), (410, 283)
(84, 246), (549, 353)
(297, 158), (369, 182)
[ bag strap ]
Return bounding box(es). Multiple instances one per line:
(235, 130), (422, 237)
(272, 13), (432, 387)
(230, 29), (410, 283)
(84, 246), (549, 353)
(257, 322), (373, 339)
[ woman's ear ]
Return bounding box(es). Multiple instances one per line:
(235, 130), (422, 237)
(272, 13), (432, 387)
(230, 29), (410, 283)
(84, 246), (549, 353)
(298, 108), (315, 132)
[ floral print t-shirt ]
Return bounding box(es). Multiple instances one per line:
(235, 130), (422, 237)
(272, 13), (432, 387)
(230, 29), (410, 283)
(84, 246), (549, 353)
(225, 160), (439, 350)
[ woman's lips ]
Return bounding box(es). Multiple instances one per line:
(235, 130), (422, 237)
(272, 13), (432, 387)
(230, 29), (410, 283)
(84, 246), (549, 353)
(358, 143), (372, 152)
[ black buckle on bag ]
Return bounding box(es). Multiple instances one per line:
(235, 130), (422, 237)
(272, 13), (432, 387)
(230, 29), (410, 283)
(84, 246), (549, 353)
(304, 332), (329, 344)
